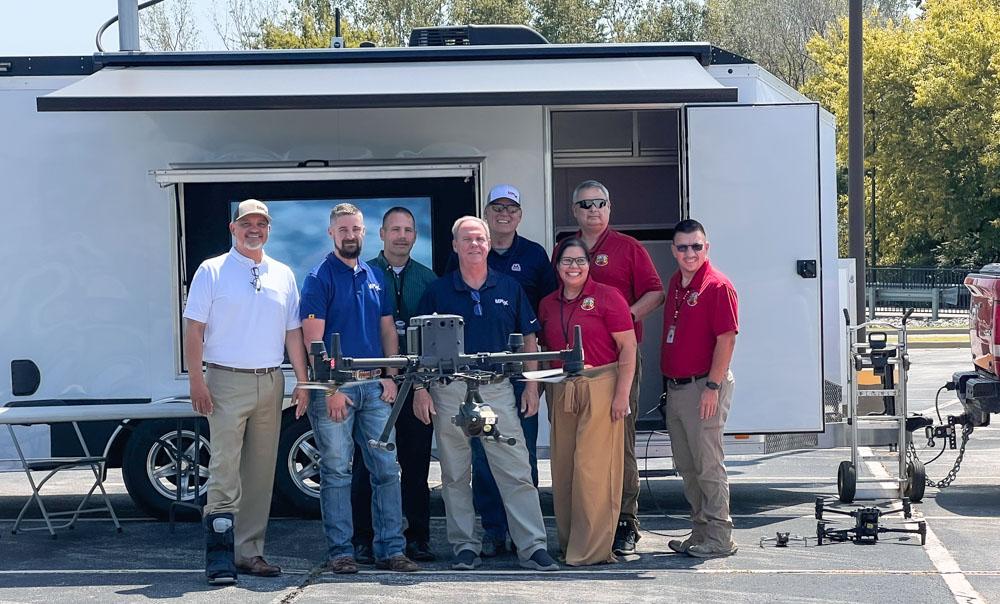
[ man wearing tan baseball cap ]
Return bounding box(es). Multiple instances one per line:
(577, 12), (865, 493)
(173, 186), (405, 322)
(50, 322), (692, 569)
(184, 198), (309, 584)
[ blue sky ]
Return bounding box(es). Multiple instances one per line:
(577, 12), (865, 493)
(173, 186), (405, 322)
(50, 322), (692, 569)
(0, 0), (227, 55)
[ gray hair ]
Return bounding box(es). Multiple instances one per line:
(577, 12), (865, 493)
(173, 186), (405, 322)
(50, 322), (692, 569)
(451, 215), (491, 239)
(571, 179), (610, 203)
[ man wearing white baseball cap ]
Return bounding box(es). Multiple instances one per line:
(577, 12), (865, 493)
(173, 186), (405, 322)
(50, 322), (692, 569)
(184, 198), (309, 584)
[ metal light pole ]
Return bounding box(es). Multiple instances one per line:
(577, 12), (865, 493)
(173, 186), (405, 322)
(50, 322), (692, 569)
(118, 0), (140, 52)
(848, 0), (866, 325)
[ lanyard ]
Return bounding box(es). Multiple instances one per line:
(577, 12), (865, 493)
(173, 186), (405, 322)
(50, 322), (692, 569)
(668, 282), (692, 329)
(389, 261), (406, 319)
(559, 293), (581, 346)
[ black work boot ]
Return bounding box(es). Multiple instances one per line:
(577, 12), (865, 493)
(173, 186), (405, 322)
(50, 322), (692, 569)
(205, 513), (237, 585)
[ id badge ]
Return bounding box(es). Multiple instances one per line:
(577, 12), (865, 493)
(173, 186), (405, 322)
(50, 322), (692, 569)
(666, 325), (676, 344)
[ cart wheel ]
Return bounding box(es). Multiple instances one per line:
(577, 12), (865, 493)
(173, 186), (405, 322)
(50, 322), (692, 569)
(837, 460), (857, 503)
(816, 522), (824, 546)
(905, 459), (926, 503)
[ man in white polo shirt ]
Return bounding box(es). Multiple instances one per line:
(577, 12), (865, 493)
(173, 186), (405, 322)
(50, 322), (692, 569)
(184, 199), (309, 585)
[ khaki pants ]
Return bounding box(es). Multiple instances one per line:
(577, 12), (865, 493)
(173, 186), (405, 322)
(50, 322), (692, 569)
(620, 354), (641, 524)
(428, 380), (547, 561)
(204, 367), (284, 561)
(546, 364), (623, 566)
(664, 371), (735, 548)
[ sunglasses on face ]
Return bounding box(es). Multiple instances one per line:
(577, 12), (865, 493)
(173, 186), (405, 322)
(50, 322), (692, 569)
(488, 203), (521, 215)
(674, 243), (705, 253)
(558, 256), (589, 267)
(574, 198), (608, 210)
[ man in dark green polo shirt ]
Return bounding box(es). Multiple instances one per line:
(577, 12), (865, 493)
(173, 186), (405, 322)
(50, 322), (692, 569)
(351, 206), (439, 563)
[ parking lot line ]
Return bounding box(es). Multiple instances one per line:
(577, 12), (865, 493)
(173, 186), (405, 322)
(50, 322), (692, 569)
(863, 446), (986, 604)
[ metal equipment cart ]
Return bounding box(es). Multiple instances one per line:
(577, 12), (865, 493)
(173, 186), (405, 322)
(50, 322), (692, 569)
(837, 310), (926, 503)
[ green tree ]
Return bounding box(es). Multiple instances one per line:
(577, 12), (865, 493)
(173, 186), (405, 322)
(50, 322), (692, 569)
(449, 0), (531, 26)
(631, 0), (707, 42)
(529, 0), (605, 43)
(803, 0), (1000, 266)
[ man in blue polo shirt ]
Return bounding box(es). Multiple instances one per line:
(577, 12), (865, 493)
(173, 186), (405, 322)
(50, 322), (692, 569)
(414, 216), (558, 572)
(446, 184), (557, 557)
(297, 203), (418, 574)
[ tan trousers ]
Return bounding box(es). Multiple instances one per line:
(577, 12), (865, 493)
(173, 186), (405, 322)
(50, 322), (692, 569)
(204, 367), (284, 561)
(546, 364), (624, 566)
(664, 371), (735, 548)
(429, 380), (547, 561)
(620, 354), (641, 523)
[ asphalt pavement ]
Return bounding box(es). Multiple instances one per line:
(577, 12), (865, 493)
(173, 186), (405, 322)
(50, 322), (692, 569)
(1, 347), (997, 603)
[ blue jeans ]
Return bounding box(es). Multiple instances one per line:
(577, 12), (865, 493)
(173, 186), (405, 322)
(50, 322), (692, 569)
(471, 380), (538, 540)
(307, 381), (405, 561)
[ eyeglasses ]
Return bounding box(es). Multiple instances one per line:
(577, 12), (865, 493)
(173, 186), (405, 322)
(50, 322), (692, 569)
(558, 256), (589, 267)
(674, 243), (705, 253)
(470, 290), (483, 317)
(574, 198), (608, 210)
(488, 203), (521, 215)
(250, 266), (261, 292)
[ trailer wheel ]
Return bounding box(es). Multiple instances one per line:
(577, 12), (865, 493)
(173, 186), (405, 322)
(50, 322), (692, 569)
(272, 415), (321, 518)
(121, 419), (210, 520)
(837, 460), (857, 503)
(905, 460), (926, 503)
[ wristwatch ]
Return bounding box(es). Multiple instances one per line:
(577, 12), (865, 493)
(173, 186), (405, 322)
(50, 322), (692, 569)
(706, 380), (721, 390)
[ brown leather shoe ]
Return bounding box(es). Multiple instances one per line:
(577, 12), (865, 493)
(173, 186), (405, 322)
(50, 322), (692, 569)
(324, 556), (359, 574)
(236, 556), (282, 577)
(375, 554), (419, 572)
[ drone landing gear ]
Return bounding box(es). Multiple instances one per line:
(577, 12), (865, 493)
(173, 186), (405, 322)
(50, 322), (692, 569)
(815, 497), (926, 546)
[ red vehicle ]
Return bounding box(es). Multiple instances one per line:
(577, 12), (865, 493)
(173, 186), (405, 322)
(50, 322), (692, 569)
(953, 263), (1000, 426)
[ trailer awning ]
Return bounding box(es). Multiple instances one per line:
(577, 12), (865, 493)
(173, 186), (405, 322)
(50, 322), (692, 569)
(37, 56), (736, 112)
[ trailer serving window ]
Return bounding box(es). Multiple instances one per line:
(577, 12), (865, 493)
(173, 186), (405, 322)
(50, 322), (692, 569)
(155, 163), (479, 373)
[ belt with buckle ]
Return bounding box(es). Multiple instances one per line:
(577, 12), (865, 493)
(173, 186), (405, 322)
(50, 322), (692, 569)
(665, 373), (709, 386)
(206, 363), (280, 375)
(348, 369), (383, 381)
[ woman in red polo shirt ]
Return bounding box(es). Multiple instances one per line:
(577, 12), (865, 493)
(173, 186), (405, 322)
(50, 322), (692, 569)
(537, 238), (637, 565)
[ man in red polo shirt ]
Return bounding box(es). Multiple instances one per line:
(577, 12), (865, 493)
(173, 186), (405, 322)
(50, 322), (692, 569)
(660, 219), (738, 558)
(553, 179), (665, 555)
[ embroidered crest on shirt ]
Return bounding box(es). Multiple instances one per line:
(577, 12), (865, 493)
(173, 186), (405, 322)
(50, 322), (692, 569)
(686, 291), (699, 306)
(511, 263), (522, 272)
(594, 253), (609, 266)
(494, 298), (510, 306)
(368, 282), (381, 292)
(581, 297), (596, 311)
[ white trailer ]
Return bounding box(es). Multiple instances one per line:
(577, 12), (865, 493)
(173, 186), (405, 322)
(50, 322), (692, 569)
(0, 30), (839, 517)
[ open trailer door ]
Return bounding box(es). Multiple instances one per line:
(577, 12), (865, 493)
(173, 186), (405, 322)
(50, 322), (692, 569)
(684, 103), (824, 433)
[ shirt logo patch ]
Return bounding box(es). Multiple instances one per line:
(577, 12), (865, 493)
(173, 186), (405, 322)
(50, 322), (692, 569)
(368, 282), (381, 292)
(595, 253), (609, 266)
(494, 298), (510, 306)
(580, 297), (596, 311)
(511, 263), (522, 272)
(686, 291), (699, 306)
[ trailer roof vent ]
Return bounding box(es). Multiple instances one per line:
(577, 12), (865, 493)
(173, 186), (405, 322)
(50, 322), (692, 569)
(409, 25), (548, 47)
